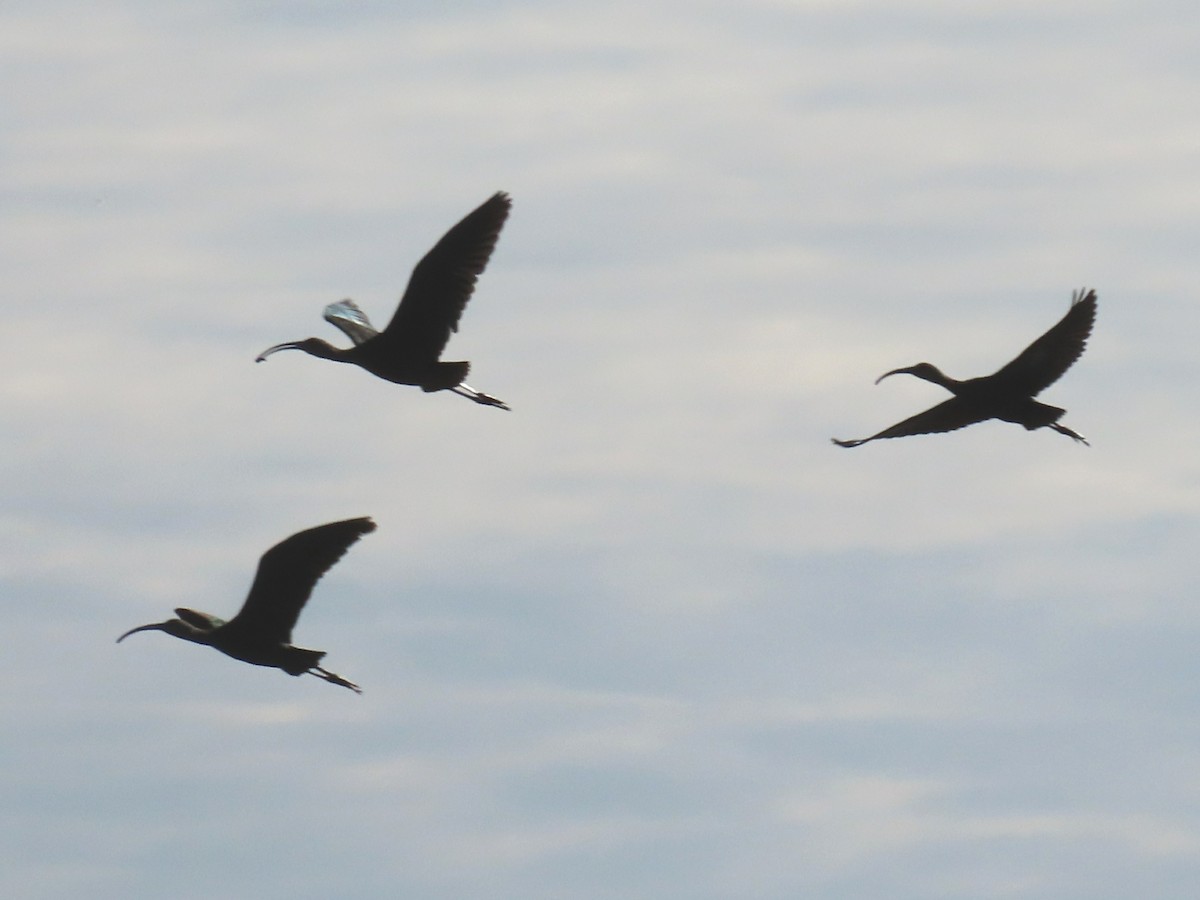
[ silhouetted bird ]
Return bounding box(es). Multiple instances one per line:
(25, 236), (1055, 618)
(256, 192), (512, 409)
(833, 288), (1096, 447)
(117, 518), (375, 693)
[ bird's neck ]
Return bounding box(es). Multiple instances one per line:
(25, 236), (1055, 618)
(303, 339), (353, 362)
(918, 366), (959, 390)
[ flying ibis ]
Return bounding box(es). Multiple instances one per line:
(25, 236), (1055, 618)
(833, 288), (1096, 447)
(256, 192), (512, 410)
(117, 517), (375, 693)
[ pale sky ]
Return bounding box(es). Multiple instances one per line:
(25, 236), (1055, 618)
(5, 2), (1200, 898)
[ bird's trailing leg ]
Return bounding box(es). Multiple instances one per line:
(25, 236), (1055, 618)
(311, 666), (362, 694)
(451, 383), (510, 410)
(1049, 422), (1089, 445)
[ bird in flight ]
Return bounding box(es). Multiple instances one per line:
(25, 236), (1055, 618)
(117, 518), (375, 693)
(257, 192), (512, 410)
(833, 288), (1096, 448)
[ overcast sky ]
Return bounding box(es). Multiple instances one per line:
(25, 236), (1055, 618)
(5, 2), (1200, 898)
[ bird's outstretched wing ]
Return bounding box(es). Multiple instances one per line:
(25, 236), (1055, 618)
(832, 398), (991, 447)
(324, 300), (379, 346)
(380, 192), (511, 360)
(224, 518), (376, 645)
(990, 288), (1096, 396)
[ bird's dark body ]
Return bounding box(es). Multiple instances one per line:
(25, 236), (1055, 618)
(222, 643), (326, 676)
(929, 373), (1067, 429)
(162, 611), (327, 674)
(987, 396), (1066, 431)
(256, 192), (511, 409)
(288, 338), (470, 392)
(118, 518), (375, 693)
(834, 289), (1096, 447)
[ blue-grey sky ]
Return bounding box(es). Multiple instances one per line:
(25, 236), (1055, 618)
(5, 2), (1200, 898)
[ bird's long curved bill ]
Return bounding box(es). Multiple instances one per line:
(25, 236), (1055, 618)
(116, 622), (163, 643)
(874, 367), (912, 384)
(255, 342), (302, 362)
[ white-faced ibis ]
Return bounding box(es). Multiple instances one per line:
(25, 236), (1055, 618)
(833, 288), (1096, 447)
(117, 518), (375, 693)
(256, 192), (512, 410)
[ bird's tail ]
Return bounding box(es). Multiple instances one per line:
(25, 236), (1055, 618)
(421, 361), (470, 392)
(1018, 401), (1066, 430)
(282, 648), (326, 676)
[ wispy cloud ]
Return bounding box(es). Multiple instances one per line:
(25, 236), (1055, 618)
(5, 2), (1200, 898)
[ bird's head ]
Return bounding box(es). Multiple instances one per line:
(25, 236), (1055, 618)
(875, 362), (949, 386)
(255, 337), (340, 363)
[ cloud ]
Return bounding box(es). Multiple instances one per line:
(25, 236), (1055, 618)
(6, 2), (1200, 899)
